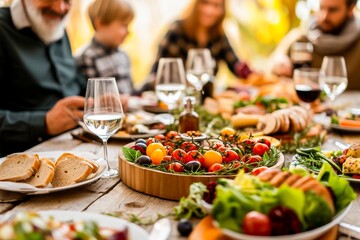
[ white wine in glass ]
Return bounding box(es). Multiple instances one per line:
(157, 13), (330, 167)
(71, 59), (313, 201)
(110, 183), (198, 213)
(83, 77), (124, 178)
(320, 56), (348, 102)
(155, 58), (186, 113)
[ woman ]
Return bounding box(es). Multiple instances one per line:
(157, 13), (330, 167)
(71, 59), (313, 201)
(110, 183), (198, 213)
(142, 0), (252, 91)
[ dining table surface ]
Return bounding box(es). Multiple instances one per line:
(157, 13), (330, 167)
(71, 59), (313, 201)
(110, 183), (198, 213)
(0, 91), (359, 240)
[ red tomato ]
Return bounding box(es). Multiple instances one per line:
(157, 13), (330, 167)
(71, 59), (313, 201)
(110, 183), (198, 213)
(256, 138), (271, 148)
(163, 141), (176, 147)
(184, 150), (205, 165)
(154, 134), (166, 141)
(241, 139), (257, 147)
(251, 166), (269, 176)
(146, 137), (156, 146)
(166, 131), (179, 140)
(172, 149), (187, 162)
(242, 211), (271, 236)
(166, 162), (184, 172)
(252, 143), (270, 156)
(165, 145), (174, 155)
(211, 141), (224, 150)
(223, 149), (239, 163)
(343, 148), (348, 155)
(216, 146), (227, 153)
(180, 142), (198, 152)
(163, 155), (172, 162)
(246, 155), (262, 164)
(208, 163), (223, 172)
(352, 174), (360, 179)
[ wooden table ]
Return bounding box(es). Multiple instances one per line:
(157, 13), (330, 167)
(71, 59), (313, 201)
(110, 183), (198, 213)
(0, 92), (359, 239)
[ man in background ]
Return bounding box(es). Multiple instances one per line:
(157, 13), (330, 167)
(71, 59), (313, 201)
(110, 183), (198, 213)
(0, 0), (85, 156)
(270, 0), (360, 90)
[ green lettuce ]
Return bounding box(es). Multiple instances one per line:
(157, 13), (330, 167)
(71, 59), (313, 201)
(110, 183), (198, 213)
(317, 162), (356, 212)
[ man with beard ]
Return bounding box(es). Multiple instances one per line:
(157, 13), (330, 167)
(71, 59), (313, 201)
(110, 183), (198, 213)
(270, 0), (360, 90)
(0, 0), (85, 156)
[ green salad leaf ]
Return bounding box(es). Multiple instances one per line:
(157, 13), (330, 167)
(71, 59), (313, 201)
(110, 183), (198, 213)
(303, 191), (333, 229)
(122, 147), (141, 162)
(317, 162), (356, 212)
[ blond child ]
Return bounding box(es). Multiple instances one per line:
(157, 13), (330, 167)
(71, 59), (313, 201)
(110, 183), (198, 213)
(76, 0), (135, 94)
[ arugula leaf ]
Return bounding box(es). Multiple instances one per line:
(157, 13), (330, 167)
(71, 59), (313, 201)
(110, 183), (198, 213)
(122, 147), (141, 162)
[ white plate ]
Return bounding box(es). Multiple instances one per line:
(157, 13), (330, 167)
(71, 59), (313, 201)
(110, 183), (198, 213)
(0, 151), (107, 194)
(290, 156), (360, 183)
(180, 133), (208, 142)
(216, 202), (352, 240)
(37, 210), (149, 239)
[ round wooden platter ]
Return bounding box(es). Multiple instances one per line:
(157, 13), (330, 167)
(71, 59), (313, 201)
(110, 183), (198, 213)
(118, 143), (284, 201)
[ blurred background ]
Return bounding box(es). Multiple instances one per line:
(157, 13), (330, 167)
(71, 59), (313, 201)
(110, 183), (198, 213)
(1, 0), (359, 89)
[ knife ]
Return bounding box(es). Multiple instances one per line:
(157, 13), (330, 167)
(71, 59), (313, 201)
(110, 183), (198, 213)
(339, 222), (360, 239)
(149, 218), (171, 240)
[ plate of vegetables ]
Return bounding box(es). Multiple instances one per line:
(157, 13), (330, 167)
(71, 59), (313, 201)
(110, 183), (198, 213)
(291, 142), (360, 182)
(191, 163), (355, 239)
(330, 109), (360, 133)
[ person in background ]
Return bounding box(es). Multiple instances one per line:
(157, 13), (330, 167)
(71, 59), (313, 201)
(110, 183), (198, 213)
(76, 0), (135, 95)
(270, 0), (360, 90)
(0, 0), (85, 157)
(141, 0), (253, 91)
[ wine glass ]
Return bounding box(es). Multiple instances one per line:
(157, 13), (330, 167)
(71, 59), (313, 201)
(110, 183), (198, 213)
(293, 68), (322, 109)
(83, 77), (124, 178)
(290, 42), (313, 70)
(155, 58), (186, 115)
(320, 56), (348, 102)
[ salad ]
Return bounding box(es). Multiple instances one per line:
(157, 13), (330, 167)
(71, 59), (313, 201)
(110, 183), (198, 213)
(292, 142), (360, 179)
(0, 212), (128, 240)
(179, 163), (355, 236)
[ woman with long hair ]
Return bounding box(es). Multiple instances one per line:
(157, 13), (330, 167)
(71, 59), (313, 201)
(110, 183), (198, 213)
(143, 0), (252, 91)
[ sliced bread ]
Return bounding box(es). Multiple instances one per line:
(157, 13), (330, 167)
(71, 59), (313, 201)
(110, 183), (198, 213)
(23, 158), (55, 188)
(0, 154), (40, 181)
(55, 153), (98, 173)
(52, 159), (93, 188)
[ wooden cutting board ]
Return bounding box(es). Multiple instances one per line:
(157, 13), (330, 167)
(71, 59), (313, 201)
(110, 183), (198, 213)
(189, 216), (337, 240)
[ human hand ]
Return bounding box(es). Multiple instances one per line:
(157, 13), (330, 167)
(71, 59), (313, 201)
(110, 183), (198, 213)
(45, 96), (85, 135)
(272, 56), (293, 77)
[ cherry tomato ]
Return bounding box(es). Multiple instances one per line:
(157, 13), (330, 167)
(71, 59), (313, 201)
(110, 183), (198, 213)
(163, 141), (176, 147)
(242, 211), (271, 236)
(154, 134), (166, 141)
(252, 143), (270, 156)
(146, 137), (156, 146)
(222, 149), (239, 163)
(184, 150), (205, 165)
(165, 145), (174, 155)
(166, 162), (184, 172)
(241, 139), (257, 147)
(246, 155), (262, 164)
(166, 131), (179, 140)
(251, 166), (269, 176)
(256, 138), (271, 148)
(180, 142), (198, 152)
(211, 141), (224, 150)
(172, 149), (187, 162)
(216, 146), (227, 153)
(208, 163), (223, 172)
(163, 155), (172, 162)
(343, 148), (348, 155)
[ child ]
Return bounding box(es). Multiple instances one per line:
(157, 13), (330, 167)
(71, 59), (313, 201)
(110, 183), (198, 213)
(76, 0), (135, 94)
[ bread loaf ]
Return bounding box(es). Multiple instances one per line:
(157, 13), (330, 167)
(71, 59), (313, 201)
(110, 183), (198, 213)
(0, 154), (40, 181)
(55, 153), (98, 173)
(23, 158), (55, 188)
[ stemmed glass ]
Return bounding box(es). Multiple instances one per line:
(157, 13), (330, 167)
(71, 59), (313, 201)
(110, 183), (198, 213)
(155, 58), (186, 120)
(83, 77), (124, 177)
(293, 68), (322, 109)
(186, 48), (214, 99)
(290, 42), (313, 70)
(320, 56), (348, 102)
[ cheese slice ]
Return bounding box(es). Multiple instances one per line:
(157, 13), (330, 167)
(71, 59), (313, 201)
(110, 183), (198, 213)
(342, 157), (360, 174)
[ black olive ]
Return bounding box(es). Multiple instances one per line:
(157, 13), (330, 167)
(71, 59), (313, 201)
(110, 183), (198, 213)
(135, 138), (146, 145)
(136, 155), (151, 165)
(184, 161), (201, 172)
(135, 142), (147, 151)
(177, 219), (193, 237)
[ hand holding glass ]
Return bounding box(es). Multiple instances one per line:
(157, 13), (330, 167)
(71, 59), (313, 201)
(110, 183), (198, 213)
(320, 56), (348, 102)
(155, 58), (186, 112)
(84, 77), (124, 177)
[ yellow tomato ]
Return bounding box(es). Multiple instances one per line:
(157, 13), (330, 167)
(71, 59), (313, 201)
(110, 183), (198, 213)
(151, 149), (164, 165)
(146, 143), (166, 157)
(203, 150), (223, 168)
